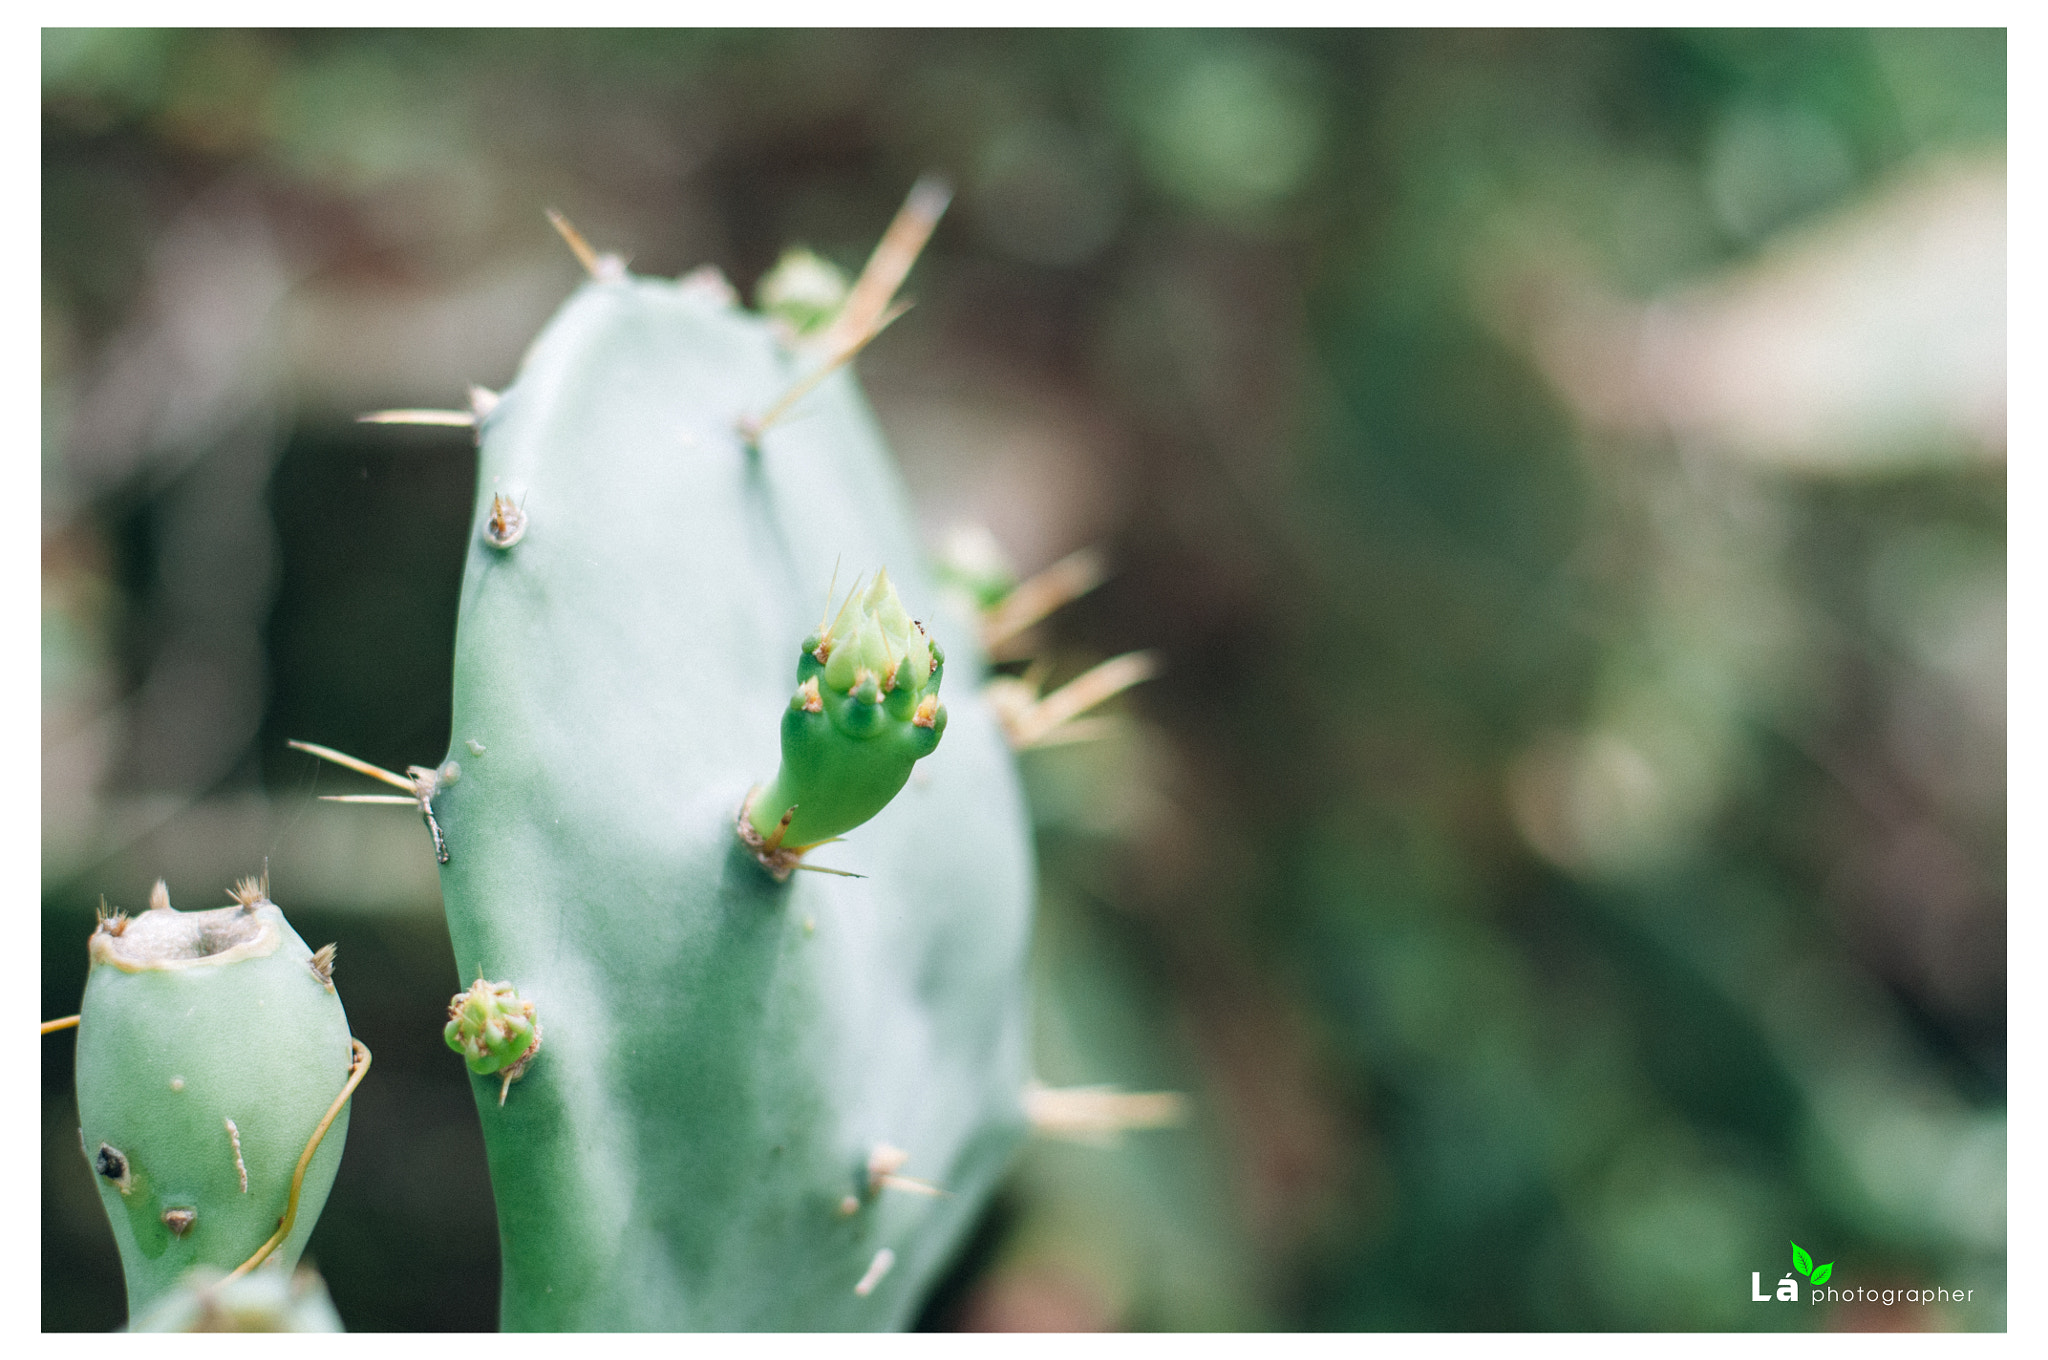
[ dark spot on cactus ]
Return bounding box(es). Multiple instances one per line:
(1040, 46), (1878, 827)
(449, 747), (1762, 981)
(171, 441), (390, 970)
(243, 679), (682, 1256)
(94, 1143), (130, 1191)
(162, 1207), (196, 1237)
(421, 803), (450, 863)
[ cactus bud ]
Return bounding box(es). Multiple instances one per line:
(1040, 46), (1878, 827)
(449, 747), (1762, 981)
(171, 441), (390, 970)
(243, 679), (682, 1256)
(444, 977), (542, 1105)
(742, 569), (947, 873)
(933, 523), (1019, 612)
(756, 246), (850, 336)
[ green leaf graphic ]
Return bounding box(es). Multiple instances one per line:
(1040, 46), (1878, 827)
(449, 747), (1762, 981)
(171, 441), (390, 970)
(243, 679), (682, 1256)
(1791, 1241), (1814, 1276)
(1811, 1262), (1833, 1287)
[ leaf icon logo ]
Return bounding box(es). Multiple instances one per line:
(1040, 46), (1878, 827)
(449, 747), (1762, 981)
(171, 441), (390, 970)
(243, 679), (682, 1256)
(1811, 1262), (1833, 1287)
(1791, 1241), (1814, 1276)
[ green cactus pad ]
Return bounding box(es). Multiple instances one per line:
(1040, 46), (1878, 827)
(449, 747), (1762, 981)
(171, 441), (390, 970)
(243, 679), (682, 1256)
(73, 881), (356, 1321)
(430, 258), (1033, 1329)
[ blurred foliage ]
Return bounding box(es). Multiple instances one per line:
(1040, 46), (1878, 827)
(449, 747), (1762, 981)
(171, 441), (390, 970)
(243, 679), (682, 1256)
(43, 29), (2003, 1331)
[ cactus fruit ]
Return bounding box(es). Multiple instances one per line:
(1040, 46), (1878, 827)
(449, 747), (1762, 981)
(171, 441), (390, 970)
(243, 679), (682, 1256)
(421, 187), (1035, 1328)
(73, 876), (360, 1320)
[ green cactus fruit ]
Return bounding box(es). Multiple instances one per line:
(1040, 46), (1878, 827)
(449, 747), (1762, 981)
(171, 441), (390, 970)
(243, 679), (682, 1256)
(74, 878), (357, 1321)
(428, 227), (1033, 1329)
(743, 567), (948, 866)
(756, 246), (850, 336)
(444, 977), (542, 1104)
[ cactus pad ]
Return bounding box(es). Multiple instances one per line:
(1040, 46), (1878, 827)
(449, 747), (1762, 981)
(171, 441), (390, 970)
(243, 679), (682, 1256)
(428, 236), (1034, 1328)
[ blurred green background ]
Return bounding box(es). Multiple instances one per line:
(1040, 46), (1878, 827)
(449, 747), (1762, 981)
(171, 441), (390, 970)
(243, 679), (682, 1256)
(41, 29), (2005, 1331)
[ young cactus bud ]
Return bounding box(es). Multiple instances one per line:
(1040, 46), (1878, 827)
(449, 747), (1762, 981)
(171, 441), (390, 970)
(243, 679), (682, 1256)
(74, 878), (357, 1321)
(743, 569), (947, 874)
(756, 246), (850, 337)
(445, 977), (542, 1106)
(934, 523), (1019, 613)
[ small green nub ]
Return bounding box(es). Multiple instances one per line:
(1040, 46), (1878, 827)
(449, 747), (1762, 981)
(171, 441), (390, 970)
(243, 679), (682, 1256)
(444, 978), (541, 1077)
(933, 523), (1018, 611)
(756, 247), (850, 336)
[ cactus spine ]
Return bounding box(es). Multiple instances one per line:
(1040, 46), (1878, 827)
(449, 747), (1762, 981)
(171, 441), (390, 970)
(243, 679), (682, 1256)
(73, 877), (359, 1322)
(424, 190), (1035, 1328)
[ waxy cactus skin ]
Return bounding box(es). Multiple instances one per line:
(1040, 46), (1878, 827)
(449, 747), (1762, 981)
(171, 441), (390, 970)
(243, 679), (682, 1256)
(429, 249), (1034, 1328)
(73, 883), (355, 1321)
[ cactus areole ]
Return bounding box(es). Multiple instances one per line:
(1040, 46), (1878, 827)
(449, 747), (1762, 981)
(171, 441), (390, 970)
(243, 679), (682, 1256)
(429, 252), (1034, 1328)
(74, 883), (355, 1321)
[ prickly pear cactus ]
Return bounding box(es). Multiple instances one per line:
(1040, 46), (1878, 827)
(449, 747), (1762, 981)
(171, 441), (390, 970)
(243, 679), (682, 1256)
(74, 879), (356, 1321)
(428, 227), (1034, 1328)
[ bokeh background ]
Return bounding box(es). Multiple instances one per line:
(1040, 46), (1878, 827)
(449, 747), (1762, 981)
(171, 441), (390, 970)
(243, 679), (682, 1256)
(41, 28), (2005, 1331)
